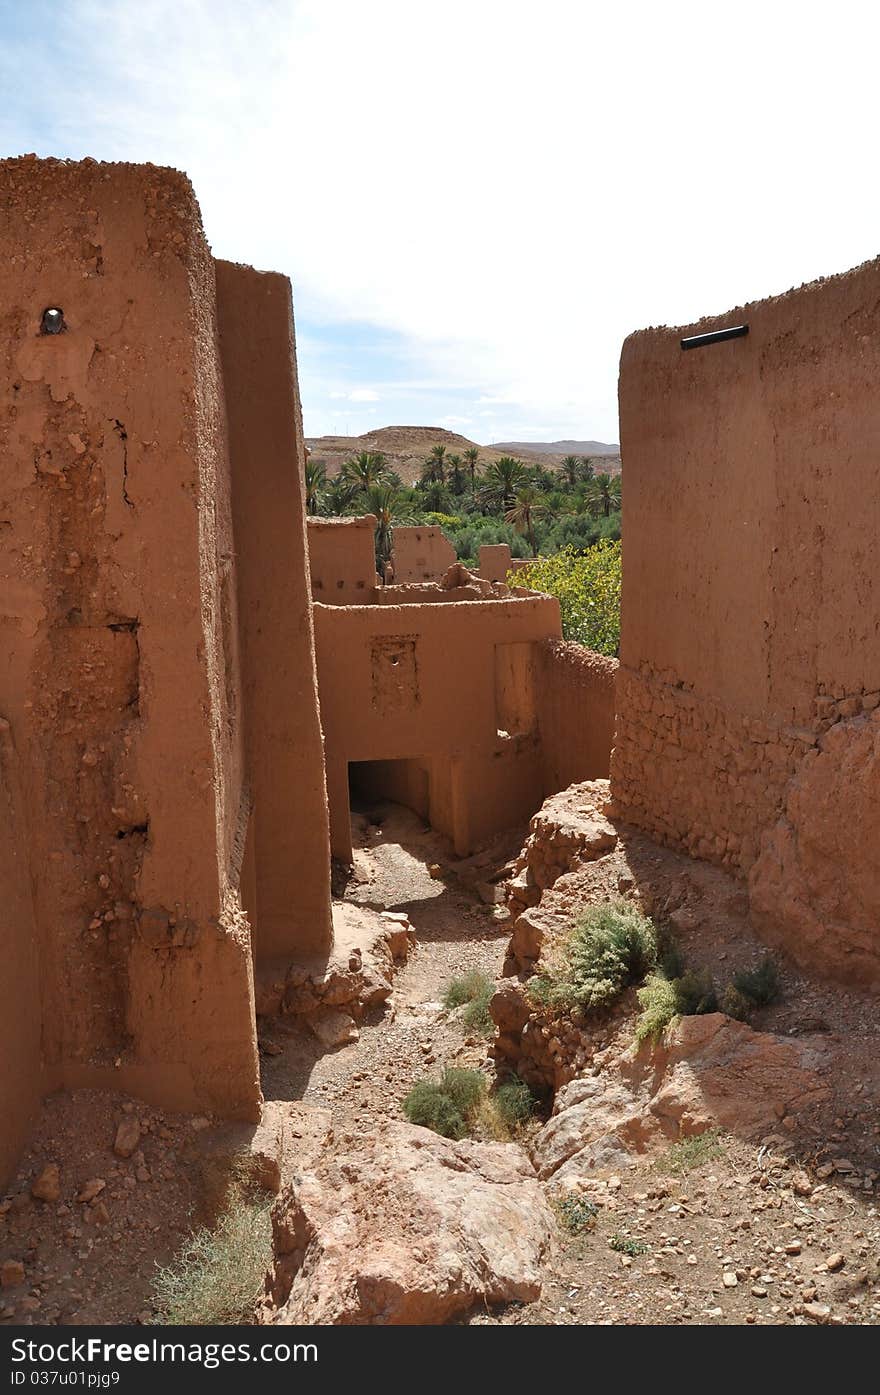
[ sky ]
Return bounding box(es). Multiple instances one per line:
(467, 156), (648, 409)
(3, 0), (880, 443)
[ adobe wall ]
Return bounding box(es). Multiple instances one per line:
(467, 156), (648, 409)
(0, 157), (261, 1181)
(313, 594), (562, 859)
(216, 261), (332, 961)
(612, 257), (880, 983)
(391, 525), (455, 582)
(536, 640), (617, 792)
(477, 543), (533, 583)
(307, 515), (378, 603)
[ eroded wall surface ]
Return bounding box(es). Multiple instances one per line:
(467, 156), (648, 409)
(307, 515), (377, 603)
(537, 640), (617, 792)
(0, 157), (261, 1170)
(391, 526), (455, 582)
(217, 261), (332, 962)
(477, 544), (533, 583)
(612, 259), (880, 982)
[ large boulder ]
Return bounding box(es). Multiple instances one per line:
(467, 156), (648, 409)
(531, 1014), (831, 1183)
(266, 1122), (554, 1325)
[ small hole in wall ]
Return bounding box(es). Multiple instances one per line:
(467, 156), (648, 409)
(40, 307), (66, 335)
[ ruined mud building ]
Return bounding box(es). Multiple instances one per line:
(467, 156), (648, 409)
(2, 156), (877, 1189)
(0, 158), (613, 1185)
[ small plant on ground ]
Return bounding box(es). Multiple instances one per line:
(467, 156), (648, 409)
(732, 956), (781, 1009)
(403, 1067), (487, 1140)
(528, 901), (657, 1014)
(609, 1234), (648, 1256)
(655, 1128), (724, 1177)
(443, 969), (494, 1035)
(552, 1194), (599, 1235)
(635, 965), (719, 1043)
(492, 1077), (536, 1132)
(151, 1188), (272, 1324)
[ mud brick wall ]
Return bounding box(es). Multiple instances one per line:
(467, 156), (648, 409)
(536, 639), (617, 794)
(217, 261), (332, 961)
(0, 157), (261, 1178)
(612, 257), (880, 981)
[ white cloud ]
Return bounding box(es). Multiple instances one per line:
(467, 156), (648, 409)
(348, 388), (379, 403)
(12, 0), (880, 441)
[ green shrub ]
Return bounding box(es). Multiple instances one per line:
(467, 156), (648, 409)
(732, 956), (780, 1008)
(512, 541), (622, 656)
(403, 1080), (467, 1139)
(674, 968), (718, 1016)
(655, 1128), (723, 1176)
(492, 1077), (535, 1131)
(443, 970), (494, 1035)
(440, 1067), (486, 1116)
(403, 1068), (487, 1140)
(552, 1195), (598, 1234)
(719, 984), (752, 1021)
(150, 1193), (272, 1325)
(634, 973), (678, 1043)
(529, 901), (657, 1014)
(635, 961), (719, 1043)
(609, 1234), (648, 1256)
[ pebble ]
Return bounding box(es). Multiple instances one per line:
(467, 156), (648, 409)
(76, 1179), (106, 1204)
(0, 1261), (25, 1288)
(722, 1272), (738, 1288)
(31, 1164), (61, 1204)
(803, 1301), (831, 1323)
(826, 1252), (845, 1272)
(113, 1118), (141, 1159)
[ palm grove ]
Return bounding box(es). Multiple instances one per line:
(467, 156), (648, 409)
(305, 446), (622, 656)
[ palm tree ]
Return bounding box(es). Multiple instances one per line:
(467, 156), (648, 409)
(479, 456), (529, 513)
(561, 455), (581, 488)
(323, 474), (359, 516)
(464, 446), (480, 496)
(304, 457), (326, 514)
(448, 454), (466, 496)
(341, 450), (391, 494)
(583, 472), (621, 518)
(504, 487), (547, 556)
(418, 478), (450, 512)
(364, 483), (413, 571)
(420, 444), (448, 486)
(580, 455), (595, 483)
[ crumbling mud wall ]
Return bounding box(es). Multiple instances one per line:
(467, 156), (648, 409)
(0, 157), (262, 1180)
(307, 515), (377, 602)
(477, 543), (533, 583)
(314, 594), (562, 859)
(536, 640), (617, 792)
(612, 258), (880, 983)
(216, 262), (332, 962)
(390, 525), (455, 582)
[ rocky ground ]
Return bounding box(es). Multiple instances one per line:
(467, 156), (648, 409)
(3, 796), (879, 1326)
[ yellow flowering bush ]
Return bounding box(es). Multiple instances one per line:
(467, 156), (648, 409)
(512, 540), (621, 656)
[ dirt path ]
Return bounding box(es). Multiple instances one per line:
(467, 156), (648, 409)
(260, 802), (518, 1135)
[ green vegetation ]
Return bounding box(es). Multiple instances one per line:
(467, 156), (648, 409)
(403, 1067), (537, 1141)
(609, 1234), (648, 1256)
(655, 1128), (724, 1176)
(528, 901), (657, 1014)
(403, 1067), (487, 1139)
(492, 1077), (536, 1131)
(150, 1188), (272, 1325)
(634, 966), (718, 1043)
(306, 445), (622, 651)
(512, 542), (622, 656)
(443, 969), (494, 1035)
(732, 956), (781, 1008)
(552, 1194), (599, 1234)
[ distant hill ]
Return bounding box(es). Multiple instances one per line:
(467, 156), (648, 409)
(306, 425), (620, 485)
(490, 439), (620, 457)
